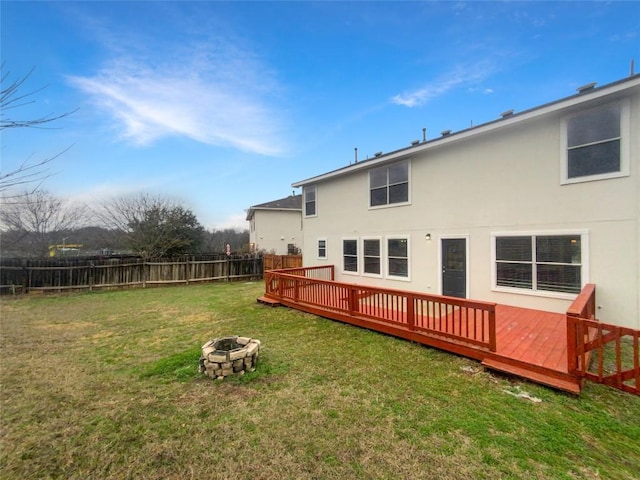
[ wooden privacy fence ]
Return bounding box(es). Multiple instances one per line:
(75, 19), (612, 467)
(265, 266), (496, 352)
(567, 284), (640, 396)
(262, 254), (302, 272)
(0, 254), (263, 293)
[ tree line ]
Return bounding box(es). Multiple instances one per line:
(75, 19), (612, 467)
(1, 65), (248, 259)
(0, 190), (249, 258)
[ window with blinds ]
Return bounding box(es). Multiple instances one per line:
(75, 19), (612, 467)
(342, 239), (358, 273)
(496, 234), (582, 294)
(363, 238), (381, 275)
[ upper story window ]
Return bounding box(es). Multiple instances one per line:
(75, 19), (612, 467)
(369, 161), (409, 207)
(305, 185), (317, 217)
(562, 100), (629, 184)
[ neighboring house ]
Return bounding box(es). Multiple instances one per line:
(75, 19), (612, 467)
(246, 194), (303, 255)
(292, 74), (640, 329)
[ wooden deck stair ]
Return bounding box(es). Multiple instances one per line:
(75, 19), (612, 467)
(257, 296), (281, 307)
(481, 357), (581, 394)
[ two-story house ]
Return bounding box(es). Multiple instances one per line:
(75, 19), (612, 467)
(246, 194), (303, 255)
(293, 74), (640, 329)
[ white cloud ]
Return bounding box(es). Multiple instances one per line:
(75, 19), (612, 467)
(68, 39), (286, 156)
(391, 61), (498, 108)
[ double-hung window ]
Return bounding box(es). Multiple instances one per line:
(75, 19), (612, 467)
(342, 239), (358, 274)
(387, 237), (409, 279)
(363, 238), (381, 276)
(317, 238), (327, 259)
(562, 101), (629, 184)
(370, 161), (409, 207)
(305, 186), (317, 217)
(495, 233), (584, 295)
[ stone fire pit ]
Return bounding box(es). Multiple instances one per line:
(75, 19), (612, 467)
(199, 336), (261, 379)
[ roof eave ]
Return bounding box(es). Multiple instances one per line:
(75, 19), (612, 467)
(292, 74), (640, 188)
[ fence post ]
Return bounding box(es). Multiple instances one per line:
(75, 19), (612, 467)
(185, 256), (190, 285)
(89, 262), (95, 292)
(142, 258), (147, 288)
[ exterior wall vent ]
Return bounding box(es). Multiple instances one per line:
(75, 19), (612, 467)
(577, 82), (597, 94)
(500, 109), (514, 118)
(441, 129), (451, 136)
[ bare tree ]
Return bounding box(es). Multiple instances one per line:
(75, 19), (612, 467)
(0, 64), (76, 194)
(98, 193), (204, 257)
(0, 190), (88, 257)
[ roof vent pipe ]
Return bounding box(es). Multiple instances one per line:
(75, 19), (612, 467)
(354, 147), (358, 163)
(422, 128), (426, 142)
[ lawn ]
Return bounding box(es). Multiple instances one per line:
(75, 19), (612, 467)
(1, 282), (639, 479)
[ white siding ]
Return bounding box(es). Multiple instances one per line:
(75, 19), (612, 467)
(252, 210), (302, 255)
(300, 88), (640, 328)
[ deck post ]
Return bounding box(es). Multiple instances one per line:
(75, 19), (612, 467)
(348, 286), (358, 316)
(488, 306), (497, 352)
(406, 293), (415, 330)
(566, 314), (578, 375)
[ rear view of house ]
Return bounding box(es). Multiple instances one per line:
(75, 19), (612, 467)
(293, 74), (640, 329)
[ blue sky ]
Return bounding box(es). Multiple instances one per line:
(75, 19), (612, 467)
(2, 1), (639, 230)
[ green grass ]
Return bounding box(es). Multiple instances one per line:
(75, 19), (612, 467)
(1, 282), (639, 479)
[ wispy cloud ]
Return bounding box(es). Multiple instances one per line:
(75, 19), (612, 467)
(391, 61), (498, 108)
(68, 33), (286, 156)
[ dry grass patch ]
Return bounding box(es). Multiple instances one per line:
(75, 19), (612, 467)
(1, 282), (639, 480)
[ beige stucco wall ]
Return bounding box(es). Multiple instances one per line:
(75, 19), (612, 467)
(301, 89), (640, 328)
(251, 210), (302, 256)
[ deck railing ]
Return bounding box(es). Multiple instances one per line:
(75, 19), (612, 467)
(265, 266), (496, 352)
(566, 283), (640, 396)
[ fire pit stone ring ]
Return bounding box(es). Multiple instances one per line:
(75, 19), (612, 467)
(199, 336), (261, 379)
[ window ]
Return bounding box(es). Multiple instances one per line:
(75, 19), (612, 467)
(305, 186), (316, 216)
(343, 239), (358, 273)
(387, 237), (409, 278)
(370, 161), (409, 207)
(363, 238), (381, 275)
(495, 234), (583, 294)
(562, 101), (629, 183)
(318, 239), (327, 259)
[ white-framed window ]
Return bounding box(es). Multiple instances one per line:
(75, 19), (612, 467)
(317, 238), (327, 260)
(342, 238), (358, 274)
(492, 231), (588, 297)
(369, 161), (410, 208)
(305, 185), (317, 217)
(386, 236), (409, 280)
(362, 237), (382, 277)
(561, 100), (630, 184)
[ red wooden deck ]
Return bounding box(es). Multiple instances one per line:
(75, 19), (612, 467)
(258, 267), (610, 394)
(484, 305), (580, 394)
